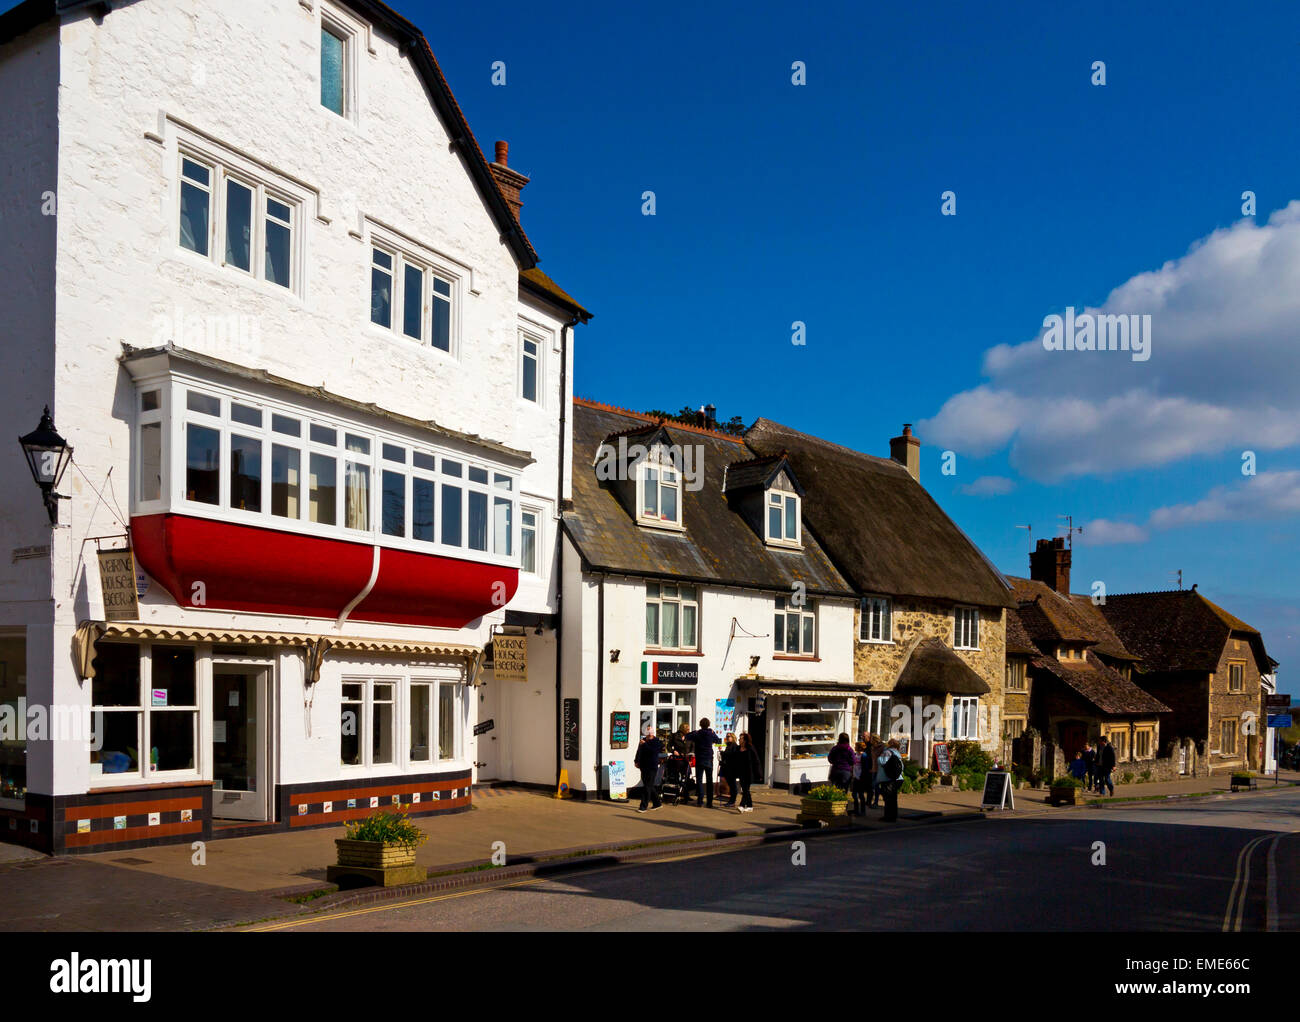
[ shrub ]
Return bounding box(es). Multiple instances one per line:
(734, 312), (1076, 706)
(1231, 771), (1255, 784)
(1050, 775), (1082, 788)
(1120, 771), (1135, 784)
(1139, 769), (1153, 783)
(344, 808), (428, 847)
(804, 783), (848, 802)
(950, 741), (995, 774)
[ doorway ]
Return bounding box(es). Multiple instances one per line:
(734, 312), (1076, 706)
(212, 666), (269, 821)
(1059, 722), (1088, 763)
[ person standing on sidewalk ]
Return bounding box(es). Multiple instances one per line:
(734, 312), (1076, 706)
(1097, 735), (1117, 796)
(867, 733), (886, 807)
(635, 728), (664, 812)
(850, 741), (870, 816)
(877, 738), (905, 822)
(736, 731), (761, 813)
(828, 732), (855, 792)
(718, 732), (741, 807)
(1081, 741), (1097, 792)
(687, 718), (722, 807)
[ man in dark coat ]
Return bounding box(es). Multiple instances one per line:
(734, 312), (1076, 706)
(1081, 741), (1097, 792)
(1096, 735), (1117, 796)
(634, 728), (664, 812)
(686, 718), (722, 807)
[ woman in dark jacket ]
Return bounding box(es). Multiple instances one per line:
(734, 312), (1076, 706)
(718, 733), (741, 807)
(737, 732), (761, 812)
(827, 733), (855, 791)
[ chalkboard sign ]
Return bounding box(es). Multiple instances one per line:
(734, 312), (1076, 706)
(563, 698), (580, 761)
(610, 711), (631, 749)
(981, 770), (1013, 810)
(933, 742), (951, 775)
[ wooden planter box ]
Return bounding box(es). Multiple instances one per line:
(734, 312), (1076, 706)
(1230, 777), (1257, 792)
(796, 797), (851, 828)
(1048, 786), (1079, 806)
(327, 839), (424, 888)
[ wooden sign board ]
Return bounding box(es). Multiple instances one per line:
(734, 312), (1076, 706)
(610, 710), (631, 750)
(492, 635), (528, 679)
(562, 698), (580, 761)
(933, 741), (952, 775)
(97, 547), (140, 622)
(981, 770), (1013, 811)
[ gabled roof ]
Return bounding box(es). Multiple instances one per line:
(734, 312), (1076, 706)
(1031, 655), (1171, 716)
(1, 0), (541, 270)
(743, 419), (1015, 608)
(723, 452), (801, 496)
(565, 401), (854, 597)
(893, 638), (991, 696)
(1005, 610), (1039, 657)
(1099, 589), (1273, 675)
(1007, 577), (1137, 661)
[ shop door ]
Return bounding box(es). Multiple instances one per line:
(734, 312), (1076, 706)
(212, 667), (268, 821)
(477, 677), (501, 781)
(1059, 722), (1087, 764)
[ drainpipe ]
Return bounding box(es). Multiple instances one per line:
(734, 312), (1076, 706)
(595, 574), (605, 799)
(554, 315), (578, 786)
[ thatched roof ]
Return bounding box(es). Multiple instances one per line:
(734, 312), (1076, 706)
(744, 419), (1015, 608)
(564, 402), (854, 596)
(893, 638), (992, 696)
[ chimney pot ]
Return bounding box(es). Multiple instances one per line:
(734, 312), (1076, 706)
(494, 140), (508, 166)
(890, 423), (921, 483)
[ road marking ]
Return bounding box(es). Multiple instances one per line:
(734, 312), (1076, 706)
(1223, 833), (1271, 931)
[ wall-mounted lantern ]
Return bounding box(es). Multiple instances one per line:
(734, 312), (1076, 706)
(18, 406), (72, 524)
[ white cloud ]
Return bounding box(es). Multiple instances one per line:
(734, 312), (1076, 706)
(920, 203), (1300, 480)
(956, 475), (1016, 496)
(1078, 519), (1149, 545)
(1148, 470), (1300, 528)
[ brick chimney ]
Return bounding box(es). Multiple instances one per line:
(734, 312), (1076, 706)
(489, 140), (529, 221)
(889, 423), (920, 482)
(1029, 537), (1071, 594)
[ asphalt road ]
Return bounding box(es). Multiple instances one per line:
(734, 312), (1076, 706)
(253, 787), (1300, 932)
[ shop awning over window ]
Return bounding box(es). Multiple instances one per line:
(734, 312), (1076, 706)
(735, 679), (871, 699)
(73, 621), (479, 681)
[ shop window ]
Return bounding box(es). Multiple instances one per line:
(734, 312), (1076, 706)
(1005, 659), (1027, 691)
(951, 696), (979, 740)
(640, 689), (693, 736)
(781, 700), (845, 761)
(954, 606), (980, 649)
(371, 682), (394, 765)
(90, 643), (197, 782)
(0, 633), (28, 801)
(410, 683), (432, 762)
(645, 582), (699, 651)
(774, 596), (816, 656)
(859, 596), (891, 643)
(1220, 718), (1238, 756)
(345, 677), (462, 769)
(341, 682), (364, 766)
(437, 683), (458, 761)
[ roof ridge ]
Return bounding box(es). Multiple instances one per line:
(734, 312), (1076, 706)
(574, 397), (747, 444)
(748, 417), (903, 470)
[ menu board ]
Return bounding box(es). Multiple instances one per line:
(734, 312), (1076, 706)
(610, 711), (631, 749)
(981, 770), (1012, 810)
(933, 742), (952, 775)
(608, 761), (627, 800)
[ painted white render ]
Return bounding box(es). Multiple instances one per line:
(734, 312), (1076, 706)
(0, 0), (581, 824)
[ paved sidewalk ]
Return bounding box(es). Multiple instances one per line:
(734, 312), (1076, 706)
(2, 770), (1294, 931)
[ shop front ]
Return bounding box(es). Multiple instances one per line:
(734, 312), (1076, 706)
(738, 683), (867, 790)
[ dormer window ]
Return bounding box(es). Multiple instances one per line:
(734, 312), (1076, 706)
(640, 463), (681, 527)
(766, 488), (800, 546)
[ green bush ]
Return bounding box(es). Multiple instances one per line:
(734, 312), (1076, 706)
(1050, 775), (1082, 788)
(1139, 769), (1153, 783)
(344, 808), (428, 847)
(900, 767), (939, 794)
(950, 741), (995, 774)
(1120, 771), (1135, 784)
(804, 783), (848, 802)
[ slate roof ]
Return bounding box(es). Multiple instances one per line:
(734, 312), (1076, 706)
(565, 402), (855, 596)
(1099, 589), (1272, 675)
(743, 419), (1015, 608)
(893, 638), (992, 696)
(1004, 610), (1039, 657)
(1031, 656), (1171, 716)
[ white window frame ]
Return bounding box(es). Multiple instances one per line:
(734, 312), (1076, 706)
(859, 595), (892, 643)
(861, 695), (890, 737)
(637, 453), (683, 529)
(645, 582), (700, 652)
(89, 641), (206, 789)
(340, 676), (400, 770)
(136, 371), (522, 569)
(366, 227), (461, 357)
(175, 149), (303, 296)
(765, 487), (801, 547)
(954, 606), (980, 650)
(639, 688), (694, 737)
(520, 506), (541, 575)
(774, 596), (817, 657)
(951, 696), (979, 740)
(319, 14), (355, 121)
(519, 331), (543, 405)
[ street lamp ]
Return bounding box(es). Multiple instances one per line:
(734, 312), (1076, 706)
(18, 406), (72, 524)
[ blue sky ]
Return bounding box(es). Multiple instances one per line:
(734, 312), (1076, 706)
(415, 0), (1300, 683)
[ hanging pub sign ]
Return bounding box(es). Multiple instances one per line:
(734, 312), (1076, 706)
(641, 661), (699, 685)
(97, 547), (140, 622)
(493, 635), (528, 679)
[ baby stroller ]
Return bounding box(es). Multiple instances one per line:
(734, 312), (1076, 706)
(660, 752), (694, 805)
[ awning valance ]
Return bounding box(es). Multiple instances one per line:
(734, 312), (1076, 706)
(73, 621), (480, 681)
